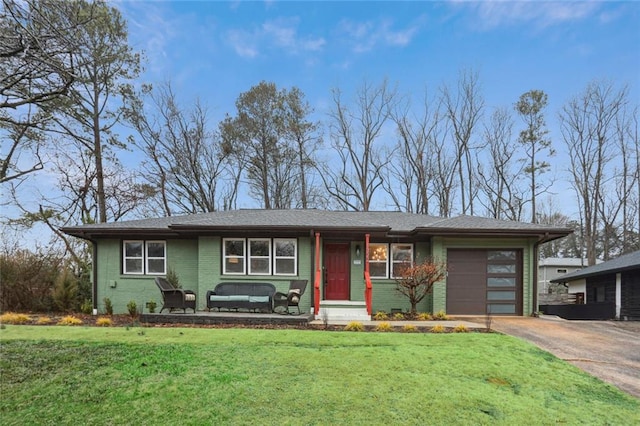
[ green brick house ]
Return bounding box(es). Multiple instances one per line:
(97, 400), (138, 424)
(62, 209), (571, 319)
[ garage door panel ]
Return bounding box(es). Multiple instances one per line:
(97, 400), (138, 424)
(447, 249), (522, 315)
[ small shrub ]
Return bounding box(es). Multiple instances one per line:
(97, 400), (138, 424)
(127, 300), (138, 318)
(0, 312), (31, 324)
(392, 312), (405, 320)
(80, 299), (93, 314)
(103, 297), (113, 315)
(166, 267), (181, 288)
(57, 315), (83, 326)
(402, 324), (419, 333)
(453, 324), (469, 333)
(344, 321), (364, 332)
(375, 322), (393, 332)
(373, 311), (388, 321)
(433, 310), (449, 320)
(146, 300), (157, 313)
(430, 324), (446, 333)
(96, 317), (112, 327)
(417, 312), (432, 321)
(36, 316), (53, 325)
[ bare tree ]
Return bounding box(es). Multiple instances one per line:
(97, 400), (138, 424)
(440, 68), (484, 215)
(323, 79), (398, 211)
(128, 82), (232, 215)
(515, 90), (554, 223)
(387, 90), (443, 214)
(1, 0), (95, 183)
(477, 107), (526, 221)
(395, 258), (448, 315)
(559, 81), (629, 264)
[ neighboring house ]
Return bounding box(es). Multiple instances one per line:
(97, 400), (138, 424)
(550, 250), (640, 320)
(61, 209), (571, 319)
(538, 258), (599, 294)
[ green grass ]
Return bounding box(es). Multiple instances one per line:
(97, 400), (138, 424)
(1, 326), (638, 425)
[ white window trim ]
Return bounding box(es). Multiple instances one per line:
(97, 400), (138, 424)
(123, 240), (166, 275)
(248, 238), (271, 275)
(223, 238), (246, 275)
(123, 240), (144, 275)
(145, 241), (167, 275)
(391, 243), (414, 279)
(273, 238), (298, 276)
(369, 243), (389, 279)
(369, 243), (414, 279)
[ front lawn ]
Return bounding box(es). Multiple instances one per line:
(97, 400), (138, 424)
(1, 326), (638, 425)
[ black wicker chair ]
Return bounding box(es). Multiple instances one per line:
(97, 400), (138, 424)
(273, 280), (308, 315)
(154, 277), (197, 313)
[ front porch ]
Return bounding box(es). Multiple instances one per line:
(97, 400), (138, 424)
(141, 310), (314, 326)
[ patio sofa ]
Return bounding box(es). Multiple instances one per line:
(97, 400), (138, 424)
(206, 282), (276, 313)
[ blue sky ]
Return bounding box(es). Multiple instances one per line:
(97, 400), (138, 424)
(120, 0), (639, 119)
(3, 1), (640, 248)
(114, 0), (640, 214)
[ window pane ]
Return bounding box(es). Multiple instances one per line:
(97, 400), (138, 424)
(225, 240), (244, 256)
(369, 244), (387, 261)
(250, 258), (270, 274)
(125, 259), (142, 273)
(147, 242), (165, 258)
(250, 240), (269, 256)
(487, 264), (516, 274)
(487, 291), (516, 301)
(487, 304), (516, 314)
(225, 258), (244, 274)
(487, 277), (516, 287)
(147, 259), (165, 274)
(125, 242), (143, 257)
(370, 263), (387, 278)
(392, 262), (411, 278)
(392, 244), (412, 261)
(275, 240), (295, 257)
(275, 259), (295, 275)
(487, 251), (516, 261)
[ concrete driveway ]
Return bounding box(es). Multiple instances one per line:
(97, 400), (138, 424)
(482, 316), (640, 399)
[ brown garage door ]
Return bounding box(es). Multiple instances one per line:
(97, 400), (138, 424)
(447, 249), (522, 315)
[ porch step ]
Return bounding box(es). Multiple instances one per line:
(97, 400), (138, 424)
(317, 300), (370, 322)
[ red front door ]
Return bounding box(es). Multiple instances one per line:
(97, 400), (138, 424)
(324, 243), (350, 300)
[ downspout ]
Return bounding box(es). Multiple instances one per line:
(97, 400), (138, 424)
(91, 238), (98, 315)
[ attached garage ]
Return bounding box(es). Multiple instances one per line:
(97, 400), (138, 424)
(446, 249), (523, 315)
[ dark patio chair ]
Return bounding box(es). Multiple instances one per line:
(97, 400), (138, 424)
(273, 280), (308, 315)
(154, 277), (197, 313)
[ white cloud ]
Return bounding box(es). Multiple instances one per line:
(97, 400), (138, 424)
(455, 0), (602, 30)
(338, 17), (423, 53)
(226, 17), (325, 58)
(226, 29), (259, 58)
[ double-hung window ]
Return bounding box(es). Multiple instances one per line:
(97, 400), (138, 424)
(274, 239), (297, 275)
(368, 243), (414, 279)
(223, 239), (246, 275)
(123, 240), (166, 275)
(223, 238), (297, 276)
(248, 239), (271, 275)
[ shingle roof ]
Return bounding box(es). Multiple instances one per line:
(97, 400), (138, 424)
(551, 250), (640, 282)
(61, 209), (572, 241)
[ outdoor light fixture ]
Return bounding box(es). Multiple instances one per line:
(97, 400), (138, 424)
(355, 245), (361, 257)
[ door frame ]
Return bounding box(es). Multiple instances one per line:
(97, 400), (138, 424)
(323, 242), (351, 300)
